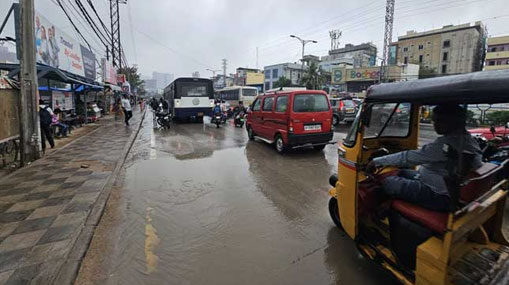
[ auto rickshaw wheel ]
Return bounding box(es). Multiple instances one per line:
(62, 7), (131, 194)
(328, 197), (343, 229)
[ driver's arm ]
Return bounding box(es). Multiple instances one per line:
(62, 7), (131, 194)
(373, 139), (447, 168)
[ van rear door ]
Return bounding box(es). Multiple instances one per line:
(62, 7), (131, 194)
(290, 93), (332, 134)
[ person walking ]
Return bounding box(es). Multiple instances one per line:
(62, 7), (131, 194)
(39, 99), (55, 152)
(121, 94), (133, 126)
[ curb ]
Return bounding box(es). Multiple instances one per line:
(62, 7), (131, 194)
(51, 110), (147, 285)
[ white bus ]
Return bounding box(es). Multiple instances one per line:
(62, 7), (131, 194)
(216, 86), (258, 107)
(163, 77), (214, 121)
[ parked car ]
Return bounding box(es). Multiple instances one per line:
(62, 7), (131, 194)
(246, 90), (333, 153)
(469, 123), (509, 140)
(330, 97), (358, 125)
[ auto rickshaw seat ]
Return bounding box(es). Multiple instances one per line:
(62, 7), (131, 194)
(391, 200), (448, 234)
(459, 162), (502, 203)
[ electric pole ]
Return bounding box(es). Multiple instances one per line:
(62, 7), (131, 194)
(110, 0), (125, 69)
(380, 0), (395, 83)
(19, 0), (40, 164)
(222, 59), (227, 87)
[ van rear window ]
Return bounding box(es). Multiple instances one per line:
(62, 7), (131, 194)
(293, 94), (329, 112)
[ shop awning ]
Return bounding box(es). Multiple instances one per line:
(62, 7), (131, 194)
(0, 63), (103, 89)
(104, 83), (122, 91)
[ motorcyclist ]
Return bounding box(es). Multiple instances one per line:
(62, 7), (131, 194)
(159, 98), (169, 112)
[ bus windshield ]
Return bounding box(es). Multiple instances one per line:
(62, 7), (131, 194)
(243, 89), (257, 97)
(178, 82), (209, 97)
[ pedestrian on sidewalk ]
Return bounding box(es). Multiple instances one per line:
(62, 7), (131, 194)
(39, 99), (55, 152)
(52, 108), (69, 137)
(121, 94), (133, 126)
(113, 97), (123, 121)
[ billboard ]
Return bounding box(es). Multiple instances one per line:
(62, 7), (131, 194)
(34, 11), (96, 80)
(101, 58), (117, 84)
(331, 67), (381, 84)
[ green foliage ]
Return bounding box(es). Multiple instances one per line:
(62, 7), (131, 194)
(118, 65), (145, 95)
(300, 63), (327, 90)
(273, 76), (292, 88)
(419, 66), (437, 79)
(487, 111), (509, 125)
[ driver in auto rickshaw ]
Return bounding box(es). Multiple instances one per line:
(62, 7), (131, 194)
(366, 104), (483, 212)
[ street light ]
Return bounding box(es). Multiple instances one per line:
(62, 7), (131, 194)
(206, 69), (221, 79)
(290, 35), (317, 75)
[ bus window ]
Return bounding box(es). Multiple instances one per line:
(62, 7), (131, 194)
(242, 89), (257, 97)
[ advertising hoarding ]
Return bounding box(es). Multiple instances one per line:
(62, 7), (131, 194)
(101, 58), (117, 84)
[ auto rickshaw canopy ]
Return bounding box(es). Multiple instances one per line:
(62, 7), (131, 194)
(365, 69), (509, 105)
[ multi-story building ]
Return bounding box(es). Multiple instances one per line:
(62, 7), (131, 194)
(485, 36), (509, 70)
(152, 72), (174, 89)
(263, 63), (308, 91)
(235, 67), (265, 91)
(321, 43), (377, 68)
(0, 46), (17, 63)
(391, 22), (486, 75)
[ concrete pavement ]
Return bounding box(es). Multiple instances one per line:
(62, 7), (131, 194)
(0, 109), (145, 284)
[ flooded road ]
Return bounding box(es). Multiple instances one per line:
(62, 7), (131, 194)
(76, 113), (398, 285)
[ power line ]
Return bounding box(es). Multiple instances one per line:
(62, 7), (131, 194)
(85, 0), (111, 38)
(72, 0), (110, 47)
(54, 0), (94, 53)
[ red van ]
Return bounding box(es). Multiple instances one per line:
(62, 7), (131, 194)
(246, 90), (333, 153)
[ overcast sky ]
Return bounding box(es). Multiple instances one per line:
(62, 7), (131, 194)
(1, 0), (508, 79)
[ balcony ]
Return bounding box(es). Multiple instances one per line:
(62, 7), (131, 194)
(486, 51), (509, 60)
(485, 65), (509, 71)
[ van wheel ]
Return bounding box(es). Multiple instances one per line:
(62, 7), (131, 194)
(247, 126), (255, 140)
(328, 197), (343, 229)
(275, 134), (285, 154)
(332, 115), (340, 126)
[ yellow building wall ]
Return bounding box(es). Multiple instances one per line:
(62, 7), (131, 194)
(396, 34), (442, 72)
(246, 73), (264, 85)
(488, 36), (509, 46)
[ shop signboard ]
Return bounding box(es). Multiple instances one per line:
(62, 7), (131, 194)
(332, 67), (381, 84)
(34, 12), (84, 76)
(116, 74), (126, 84)
(52, 91), (74, 111)
(101, 58), (117, 84)
(81, 45), (96, 80)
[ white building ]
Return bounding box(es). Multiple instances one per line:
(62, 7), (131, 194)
(263, 63), (308, 91)
(152, 72), (174, 89)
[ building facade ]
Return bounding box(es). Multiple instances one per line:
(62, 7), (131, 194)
(0, 46), (17, 63)
(321, 43), (377, 68)
(263, 63), (307, 91)
(485, 36), (509, 70)
(152, 72), (174, 89)
(330, 64), (419, 96)
(391, 22), (486, 75)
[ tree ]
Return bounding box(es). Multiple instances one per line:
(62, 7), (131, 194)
(300, 62), (327, 90)
(273, 76), (292, 88)
(419, 65), (437, 79)
(118, 65), (145, 94)
(487, 111), (509, 125)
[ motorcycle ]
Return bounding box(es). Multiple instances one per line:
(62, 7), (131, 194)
(211, 112), (224, 128)
(155, 111), (171, 129)
(234, 111), (246, 128)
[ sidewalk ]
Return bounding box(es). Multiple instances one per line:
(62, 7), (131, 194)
(0, 109), (145, 284)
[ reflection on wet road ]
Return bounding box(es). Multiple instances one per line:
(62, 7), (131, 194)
(76, 114), (397, 285)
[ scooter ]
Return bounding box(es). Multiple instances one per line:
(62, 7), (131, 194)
(155, 111), (171, 129)
(234, 111), (246, 128)
(212, 112), (223, 128)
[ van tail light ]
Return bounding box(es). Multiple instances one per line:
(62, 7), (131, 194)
(288, 118), (294, 132)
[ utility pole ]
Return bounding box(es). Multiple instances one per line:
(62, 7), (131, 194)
(110, 0), (126, 69)
(289, 35), (317, 79)
(19, 0), (40, 164)
(222, 59), (227, 87)
(380, 0), (395, 83)
(256, 47), (259, 70)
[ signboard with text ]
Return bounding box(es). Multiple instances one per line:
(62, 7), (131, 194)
(52, 91), (74, 111)
(33, 11), (96, 80)
(101, 58), (117, 84)
(331, 67), (381, 84)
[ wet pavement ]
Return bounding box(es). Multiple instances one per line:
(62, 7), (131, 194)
(77, 114), (442, 285)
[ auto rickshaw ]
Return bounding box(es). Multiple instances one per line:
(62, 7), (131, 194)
(327, 69), (509, 285)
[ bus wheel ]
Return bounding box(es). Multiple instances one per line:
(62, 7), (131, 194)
(328, 197), (343, 230)
(247, 126), (255, 140)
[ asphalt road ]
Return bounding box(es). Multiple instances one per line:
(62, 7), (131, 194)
(76, 115), (439, 285)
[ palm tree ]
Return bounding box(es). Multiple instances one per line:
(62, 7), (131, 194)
(300, 62), (325, 90)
